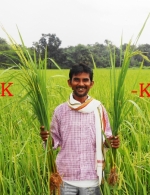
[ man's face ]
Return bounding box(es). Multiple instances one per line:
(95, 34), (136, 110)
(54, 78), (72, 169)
(68, 72), (94, 99)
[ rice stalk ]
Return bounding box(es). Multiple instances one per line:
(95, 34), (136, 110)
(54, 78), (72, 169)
(1, 26), (62, 194)
(107, 13), (150, 185)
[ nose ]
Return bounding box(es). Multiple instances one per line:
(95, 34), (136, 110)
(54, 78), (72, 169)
(78, 80), (84, 86)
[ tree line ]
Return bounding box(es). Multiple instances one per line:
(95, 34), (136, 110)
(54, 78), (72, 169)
(0, 34), (150, 69)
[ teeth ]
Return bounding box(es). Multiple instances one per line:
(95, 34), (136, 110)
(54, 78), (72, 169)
(78, 88), (84, 91)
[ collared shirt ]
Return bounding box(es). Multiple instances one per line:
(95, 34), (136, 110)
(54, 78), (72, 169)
(51, 99), (112, 181)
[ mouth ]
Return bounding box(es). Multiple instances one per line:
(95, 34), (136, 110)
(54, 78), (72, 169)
(74, 87), (88, 97)
(76, 87), (86, 92)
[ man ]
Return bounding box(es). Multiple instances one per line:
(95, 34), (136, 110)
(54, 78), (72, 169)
(41, 63), (120, 195)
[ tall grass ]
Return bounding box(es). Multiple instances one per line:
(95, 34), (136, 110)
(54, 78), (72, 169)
(0, 26), (64, 194)
(1, 15), (150, 194)
(103, 14), (150, 186)
(0, 68), (150, 194)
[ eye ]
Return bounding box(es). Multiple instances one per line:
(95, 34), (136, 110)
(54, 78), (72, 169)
(83, 78), (90, 82)
(73, 78), (79, 82)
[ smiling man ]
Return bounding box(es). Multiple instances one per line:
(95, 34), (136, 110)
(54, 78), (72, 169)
(68, 71), (94, 102)
(41, 63), (120, 195)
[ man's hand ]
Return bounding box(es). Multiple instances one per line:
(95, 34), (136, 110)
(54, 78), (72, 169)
(104, 135), (120, 149)
(40, 130), (49, 141)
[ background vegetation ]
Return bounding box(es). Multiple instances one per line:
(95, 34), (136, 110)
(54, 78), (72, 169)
(0, 35), (150, 69)
(1, 17), (150, 193)
(0, 68), (150, 195)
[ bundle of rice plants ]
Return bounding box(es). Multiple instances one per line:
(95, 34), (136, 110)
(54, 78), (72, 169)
(107, 13), (150, 185)
(1, 26), (62, 194)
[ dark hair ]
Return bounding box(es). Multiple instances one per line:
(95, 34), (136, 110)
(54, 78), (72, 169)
(69, 63), (93, 81)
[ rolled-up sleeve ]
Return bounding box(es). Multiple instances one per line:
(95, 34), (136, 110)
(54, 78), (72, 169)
(50, 110), (61, 149)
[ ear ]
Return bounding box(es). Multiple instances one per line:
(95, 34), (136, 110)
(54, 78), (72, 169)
(67, 79), (72, 87)
(90, 81), (94, 87)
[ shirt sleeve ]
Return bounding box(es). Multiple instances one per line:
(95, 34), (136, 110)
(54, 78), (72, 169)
(50, 109), (61, 149)
(102, 105), (112, 138)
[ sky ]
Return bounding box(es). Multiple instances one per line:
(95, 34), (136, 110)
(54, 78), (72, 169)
(0, 0), (150, 48)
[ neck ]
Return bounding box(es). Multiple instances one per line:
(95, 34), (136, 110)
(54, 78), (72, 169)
(73, 94), (88, 103)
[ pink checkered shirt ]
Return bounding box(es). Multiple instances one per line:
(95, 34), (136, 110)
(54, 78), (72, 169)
(51, 101), (112, 181)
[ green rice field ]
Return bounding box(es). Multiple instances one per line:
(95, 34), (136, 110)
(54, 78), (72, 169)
(0, 68), (150, 195)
